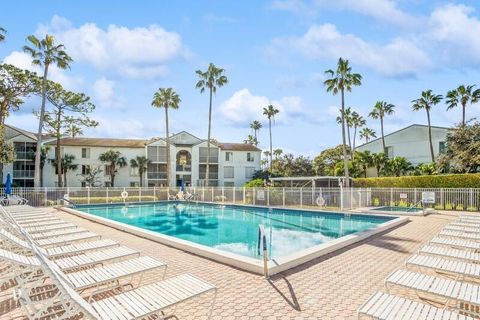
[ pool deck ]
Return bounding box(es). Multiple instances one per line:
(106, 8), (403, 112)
(9, 208), (459, 319)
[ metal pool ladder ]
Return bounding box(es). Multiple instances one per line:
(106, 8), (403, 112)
(257, 224), (269, 279)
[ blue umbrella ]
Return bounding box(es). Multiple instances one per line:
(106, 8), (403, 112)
(5, 173), (12, 196)
(180, 178), (185, 192)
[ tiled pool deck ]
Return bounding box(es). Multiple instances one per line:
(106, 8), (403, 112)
(6, 208), (459, 319)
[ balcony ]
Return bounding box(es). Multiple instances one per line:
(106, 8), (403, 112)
(13, 170), (35, 178)
(15, 151), (35, 160)
(198, 172), (219, 179)
(147, 172), (167, 179)
(199, 156), (218, 164)
(147, 156), (167, 163)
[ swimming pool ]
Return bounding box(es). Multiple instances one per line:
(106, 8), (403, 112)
(65, 202), (406, 275)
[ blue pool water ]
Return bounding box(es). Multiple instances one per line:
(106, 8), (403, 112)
(75, 202), (393, 260)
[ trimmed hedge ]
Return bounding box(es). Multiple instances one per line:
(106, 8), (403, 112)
(353, 174), (480, 188)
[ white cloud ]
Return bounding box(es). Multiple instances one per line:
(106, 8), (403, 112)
(268, 23), (430, 77)
(427, 4), (480, 66)
(3, 51), (83, 90)
(37, 15), (188, 78)
(217, 88), (323, 126)
(91, 77), (125, 109)
(315, 0), (418, 28)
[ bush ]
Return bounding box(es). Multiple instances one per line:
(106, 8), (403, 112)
(354, 173), (480, 188)
(244, 179), (265, 187)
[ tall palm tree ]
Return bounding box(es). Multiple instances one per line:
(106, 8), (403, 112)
(0, 27), (6, 43)
(412, 90), (443, 162)
(273, 148), (283, 160)
(23, 34), (72, 187)
(359, 127), (376, 144)
(130, 156), (151, 187)
(250, 120), (262, 142)
(369, 101), (395, 155)
(324, 58), (362, 186)
(151, 88), (181, 187)
(99, 150), (127, 187)
(371, 152), (388, 177)
(350, 111), (366, 162)
(195, 63), (228, 187)
(39, 145), (51, 187)
(263, 104), (279, 170)
(446, 85), (480, 126)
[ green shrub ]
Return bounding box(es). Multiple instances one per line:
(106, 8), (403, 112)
(244, 179), (265, 187)
(354, 173), (480, 188)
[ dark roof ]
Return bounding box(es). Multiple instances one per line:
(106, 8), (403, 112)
(356, 124), (450, 149)
(217, 143), (261, 151)
(46, 137), (148, 148)
(5, 124), (38, 141)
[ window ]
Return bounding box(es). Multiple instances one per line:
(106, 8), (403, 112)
(81, 181), (86, 187)
(130, 181), (140, 187)
(81, 148), (90, 159)
(224, 181), (234, 187)
(386, 146), (394, 158)
(224, 166), (234, 179)
(245, 167), (256, 179)
(104, 181), (111, 187)
(81, 165), (90, 175)
(105, 165), (114, 176)
(130, 166), (139, 177)
(439, 141), (446, 154)
(225, 152), (233, 162)
(247, 152), (254, 162)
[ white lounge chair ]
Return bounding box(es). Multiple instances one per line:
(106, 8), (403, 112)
(406, 254), (480, 282)
(23, 223), (79, 234)
(34, 231), (101, 247)
(385, 269), (480, 317)
(439, 230), (480, 241)
(419, 244), (480, 264)
(358, 291), (474, 320)
(0, 195), (28, 205)
(444, 223), (480, 234)
(429, 236), (480, 251)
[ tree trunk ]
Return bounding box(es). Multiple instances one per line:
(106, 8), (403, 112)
(205, 88), (213, 187)
(462, 103), (466, 126)
(347, 123), (352, 157)
(269, 118), (273, 170)
(381, 116), (386, 155)
(111, 164), (115, 187)
(340, 89), (350, 186)
(352, 126), (357, 162)
(63, 169), (67, 187)
(34, 63), (50, 187)
(427, 110), (435, 162)
(376, 166), (380, 177)
(139, 171), (143, 187)
(56, 111), (63, 187)
(165, 106), (170, 187)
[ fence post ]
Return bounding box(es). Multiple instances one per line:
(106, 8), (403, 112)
(233, 187), (236, 204)
(202, 187), (205, 201)
(44, 187), (48, 207)
(267, 188), (270, 206)
(300, 187), (303, 208)
(440, 188), (444, 209)
(211, 188), (214, 202)
(153, 186), (156, 201)
(106, 187), (109, 203)
(87, 187), (90, 204)
(390, 188), (393, 206)
(139, 187), (141, 202)
(340, 185), (344, 210)
(243, 187), (246, 204)
(253, 188), (256, 206)
(283, 187), (286, 207)
(221, 187), (224, 203)
(414, 188), (417, 205)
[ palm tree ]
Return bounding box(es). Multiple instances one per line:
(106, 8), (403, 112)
(324, 58), (362, 185)
(151, 88), (181, 187)
(195, 63), (228, 187)
(23, 34), (72, 187)
(40, 145), (51, 187)
(371, 152), (388, 177)
(273, 148), (283, 160)
(263, 104), (279, 170)
(130, 156), (151, 187)
(50, 154), (78, 187)
(355, 150), (373, 178)
(386, 156), (412, 177)
(243, 134), (257, 146)
(446, 85), (480, 126)
(0, 27), (6, 43)
(350, 111), (365, 162)
(412, 90), (443, 162)
(369, 101), (395, 155)
(250, 120), (262, 142)
(66, 123), (83, 137)
(99, 150), (127, 187)
(359, 127), (376, 144)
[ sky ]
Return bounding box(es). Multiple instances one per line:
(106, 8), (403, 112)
(1, 0), (480, 158)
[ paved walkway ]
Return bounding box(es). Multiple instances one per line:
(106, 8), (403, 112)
(41, 209), (456, 320)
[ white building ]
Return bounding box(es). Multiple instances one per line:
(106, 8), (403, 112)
(1, 125), (261, 188)
(356, 124), (450, 175)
